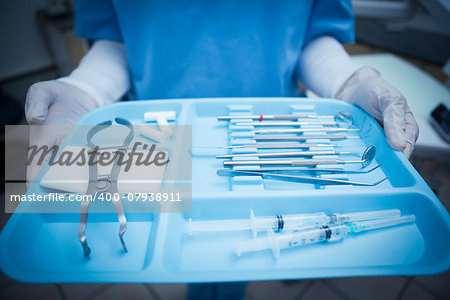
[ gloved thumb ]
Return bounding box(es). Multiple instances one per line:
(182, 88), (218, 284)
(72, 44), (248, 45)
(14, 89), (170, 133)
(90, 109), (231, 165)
(382, 99), (407, 152)
(26, 125), (58, 188)
(401, 108), (419, 159)
(25, 81), (56, 125)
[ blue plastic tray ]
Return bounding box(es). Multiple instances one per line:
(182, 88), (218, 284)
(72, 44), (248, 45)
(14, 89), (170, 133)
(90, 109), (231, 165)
(1, 97), (449, 282)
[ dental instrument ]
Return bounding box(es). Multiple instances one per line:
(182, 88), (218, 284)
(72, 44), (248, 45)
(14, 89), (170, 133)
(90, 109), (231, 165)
(216, 169), (387, 186)
(216, 149), (354, 159)
(223, 146), (376, 167)
(253, 135), (359, 142)
(192, 143), (335, 150)
(252, 127), (360, 134)
(217, 164), (381, 175)
(188, 209), (400, 238)
(79, 117), (134, 258)
(235, 111), (353, 127)
(217, 111), (351, 121)
(236, 120), (339, 126)
(235, 215), (416, 258)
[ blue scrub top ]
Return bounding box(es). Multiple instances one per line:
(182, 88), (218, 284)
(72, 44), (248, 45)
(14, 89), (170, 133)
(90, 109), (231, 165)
(74, 0), (354, 100)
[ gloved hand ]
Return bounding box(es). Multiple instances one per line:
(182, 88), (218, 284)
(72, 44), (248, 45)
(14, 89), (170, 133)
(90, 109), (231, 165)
(299, 36), (419, 159)
(335, 66), (419, 158)
(24, 40), (130, 187)
(26, 80), (98, 126)
(25, 80), (98, 186)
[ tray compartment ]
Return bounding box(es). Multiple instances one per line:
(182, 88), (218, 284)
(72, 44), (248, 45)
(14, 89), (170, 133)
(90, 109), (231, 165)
(0, 212), (159, 282)
(187, 98), (398, 194)
(159, 192), (449, 279)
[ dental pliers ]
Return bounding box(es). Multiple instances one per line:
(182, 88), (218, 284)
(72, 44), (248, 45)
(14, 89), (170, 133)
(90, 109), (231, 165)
(78, 117), (134, 258)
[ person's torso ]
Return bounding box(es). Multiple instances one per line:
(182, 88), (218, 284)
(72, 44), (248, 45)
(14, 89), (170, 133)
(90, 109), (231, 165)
(111, 0), (315, 99)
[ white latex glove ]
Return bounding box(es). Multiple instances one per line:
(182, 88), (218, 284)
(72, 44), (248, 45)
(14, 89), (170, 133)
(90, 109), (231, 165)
(25, 81), (98, 186)
(24, 40), (130, 187)
(26, 80), (98, 126)
(335, 66), (419, 158)
(299, 36), (419, 158)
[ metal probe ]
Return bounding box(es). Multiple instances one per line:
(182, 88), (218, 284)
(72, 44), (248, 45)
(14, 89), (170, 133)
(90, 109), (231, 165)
(222, 164), (382, 174)
(223, 146), (376, 168)
(217, 111), (352, 121)
(253, 135), (359, 142)
(252, 127), (360, 134)
(216, 149), (353, 159)
(235, 111), (353, 127)
(192, 143), (335, 150)
(217, 169), (388, 186)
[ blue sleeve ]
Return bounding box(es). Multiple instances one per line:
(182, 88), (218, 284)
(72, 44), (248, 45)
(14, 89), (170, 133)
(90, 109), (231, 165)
(74, 0), (122, 42)
(303, 0), (355, 47)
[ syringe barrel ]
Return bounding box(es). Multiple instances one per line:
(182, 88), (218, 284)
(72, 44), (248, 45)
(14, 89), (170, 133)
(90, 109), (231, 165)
(278, 213), (328, 231)
(251, 212), (329, 237)
(189, 212), (328, 236)
(236, 224), (348, 257)
(349, 215), (416, 233)
(276, 224), (348, 249)
(331, 209), (401, 223)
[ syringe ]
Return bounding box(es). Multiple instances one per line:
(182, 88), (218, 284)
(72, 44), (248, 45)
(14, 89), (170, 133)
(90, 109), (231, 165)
(187, 209), (401, 238)
(235, 215), (416, 259)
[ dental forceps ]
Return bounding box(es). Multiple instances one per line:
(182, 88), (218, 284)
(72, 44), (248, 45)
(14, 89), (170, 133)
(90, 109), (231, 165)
(78, 117), (134, 258)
